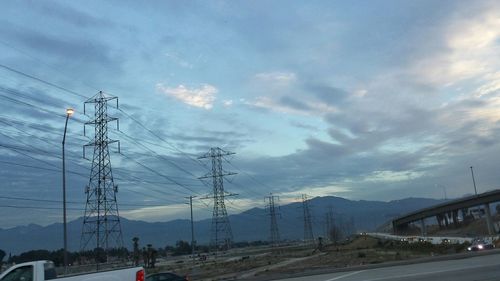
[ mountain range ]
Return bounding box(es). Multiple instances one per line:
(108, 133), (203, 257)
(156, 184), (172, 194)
(0, 196), (445, 255)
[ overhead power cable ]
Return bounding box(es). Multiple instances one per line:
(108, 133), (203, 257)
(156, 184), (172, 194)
(0, 63), (87, 99)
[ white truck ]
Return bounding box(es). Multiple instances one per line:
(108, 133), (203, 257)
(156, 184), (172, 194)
(0, 260), (144, 281)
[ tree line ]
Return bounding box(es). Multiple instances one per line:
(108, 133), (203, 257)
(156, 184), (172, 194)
(0, 238), (275, 270)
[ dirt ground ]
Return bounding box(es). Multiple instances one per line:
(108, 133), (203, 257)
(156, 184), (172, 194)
(145, 236), (473, 280)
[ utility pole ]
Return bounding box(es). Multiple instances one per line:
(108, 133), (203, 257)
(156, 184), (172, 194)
(470, 166), (478, 196)
(80, 91), (123, 266)
(198, 147), (237, 255)
(186, 195), (196, 263)
(265, 193), (281, 247)
(301, 194), (314, 244)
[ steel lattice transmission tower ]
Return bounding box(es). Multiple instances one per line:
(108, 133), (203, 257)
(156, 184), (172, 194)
(80, 91), (124, 256)
(266, 193), (281, 246)
(199, 147), (236, 252)
(301, 194), (314, 244)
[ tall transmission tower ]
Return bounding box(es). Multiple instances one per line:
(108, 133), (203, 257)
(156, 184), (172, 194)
(199, 147), (236, 252)
(80, 91), (124, 258)
(301, 194), (314, 244)
(324, 206), (335, 241)
(266, 193), (281, 246)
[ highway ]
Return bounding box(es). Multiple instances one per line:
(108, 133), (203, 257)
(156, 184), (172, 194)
(275, 252), (500, 281)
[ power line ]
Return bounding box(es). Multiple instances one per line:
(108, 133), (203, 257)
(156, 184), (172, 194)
(117, 108), (207, 169)
(116, 130), (205, 183)
(0, 65), (220, 198)
(0, 63), (87, 99)
(0, 115), (203, 188)
(0, 195), (187, 208)
(119, 153), (201, 197)
(0, 40), (101, 94)
(224, 158), (274, 193)
(0, 204), (83, 211)
(0, 113), (207, 200)
(0, 61), (245, 217)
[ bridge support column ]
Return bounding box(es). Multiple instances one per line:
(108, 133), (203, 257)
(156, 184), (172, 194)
(420, 218), (426, 236)
(452, 210), (459, 228)
(436, 214), (443, 229)
(484, 203), (495, 235)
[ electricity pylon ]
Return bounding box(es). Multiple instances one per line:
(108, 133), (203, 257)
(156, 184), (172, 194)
(80, 91), (123, 261)
(301, 194), (314, 244)
(199, 147), (236, 253)
(266, 193), (281, 246)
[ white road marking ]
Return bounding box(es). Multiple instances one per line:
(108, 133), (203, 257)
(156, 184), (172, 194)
(324, 270), (365, 281)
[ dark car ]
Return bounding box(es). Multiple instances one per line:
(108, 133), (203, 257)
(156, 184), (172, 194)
(467, 238), (495, 251)
(146, 272), (189, 281)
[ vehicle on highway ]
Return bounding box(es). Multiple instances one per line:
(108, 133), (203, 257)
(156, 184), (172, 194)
(146, 272), (188, 281)
(0, 260), (145, 281)
(467, 238), (495, 251)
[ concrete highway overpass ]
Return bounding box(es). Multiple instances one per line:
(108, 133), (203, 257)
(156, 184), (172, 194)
(392, 189), (500, 235)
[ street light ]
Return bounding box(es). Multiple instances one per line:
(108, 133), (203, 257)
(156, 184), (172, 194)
(62, 108), (73, 273)
(470, 166), (478, 196)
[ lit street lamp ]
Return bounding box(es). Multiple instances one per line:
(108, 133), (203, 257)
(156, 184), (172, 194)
(62, 108), (74, 273)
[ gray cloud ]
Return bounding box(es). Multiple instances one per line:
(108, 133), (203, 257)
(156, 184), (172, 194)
(0, 20), (123, 76)
(278, 96), (312, 112)
(306, 83), (350, 106)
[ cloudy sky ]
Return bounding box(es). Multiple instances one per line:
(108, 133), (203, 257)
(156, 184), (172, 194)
(1, 0), (500, 228)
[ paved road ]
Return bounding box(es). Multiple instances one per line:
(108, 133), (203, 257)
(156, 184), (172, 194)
(276, 252), (500, 281)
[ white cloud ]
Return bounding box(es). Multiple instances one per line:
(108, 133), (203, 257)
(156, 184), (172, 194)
(279, 185), (351, 203)
(476, 72), (500, 97)
(410, 10), (500, 86)
(156, 83), (217, 110)
(120, 204), (193, 222)
(164, 52), (193, 68)
(222, 99), (233, 107)
(255, 72), (297, 84)
(245, 96), (338, 115)
(363, 170), (424, 183)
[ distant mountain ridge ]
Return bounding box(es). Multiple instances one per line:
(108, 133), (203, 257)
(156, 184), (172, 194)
(0, 196), (445, 254)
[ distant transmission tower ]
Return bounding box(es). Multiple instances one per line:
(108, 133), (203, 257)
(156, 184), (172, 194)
(301, 194), (314, 244)
(266, 193), (281, 246)
(80, 91), (124, 258)
(199, 147), (236, 252)
(325, 206), (334, 241)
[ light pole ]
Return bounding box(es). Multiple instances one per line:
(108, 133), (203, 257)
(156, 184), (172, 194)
(470, 166), (478, 196)
(62, 108), (74, 273)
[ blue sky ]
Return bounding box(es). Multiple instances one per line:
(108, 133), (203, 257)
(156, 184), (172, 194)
(2, 0), (500, 228)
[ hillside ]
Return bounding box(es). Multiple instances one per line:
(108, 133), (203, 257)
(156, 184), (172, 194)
(0, 195), (445, 254)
